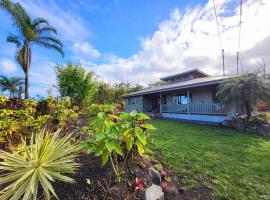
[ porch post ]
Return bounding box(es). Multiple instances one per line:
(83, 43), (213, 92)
(187, 90), (190, 115)
(160, 93), (162, 114)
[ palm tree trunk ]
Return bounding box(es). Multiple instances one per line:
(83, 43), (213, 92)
(24, 69), (29, 99)
(244, 100), (251, 118)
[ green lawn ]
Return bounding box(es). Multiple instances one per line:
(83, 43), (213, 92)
(148, 119), (270, 200)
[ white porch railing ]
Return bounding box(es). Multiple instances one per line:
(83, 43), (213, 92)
(161, 103), (226, 115)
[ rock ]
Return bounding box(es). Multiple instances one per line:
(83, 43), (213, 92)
(179, 186), (188, 193)
(231, 121), (246, 132)
(144, 184), (164, 200)
(168, 186), (179, 197)
(261, 124), (270, 132)
(149, 168), (161, 184)
(222, 119), (232, 127)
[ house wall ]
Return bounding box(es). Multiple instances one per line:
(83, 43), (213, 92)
(163, 86), (214, 105)
(125, 96), (143, 112)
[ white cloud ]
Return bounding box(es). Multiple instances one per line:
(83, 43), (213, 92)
(0, 58), (17, 73)
(89, 0), (270, 86)
(17, 0), (91, 43)
(73, 42), (101, 60)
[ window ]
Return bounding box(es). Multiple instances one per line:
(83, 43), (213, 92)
(173, 94), (192, 104)
(161, 95), (167, 104)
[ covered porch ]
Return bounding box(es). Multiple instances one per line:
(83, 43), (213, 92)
(142, 85), (227, 116)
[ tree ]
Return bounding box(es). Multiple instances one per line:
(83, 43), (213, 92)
(0, 0), (63, 99)
(0, 75), (24, 98)
(217, 73), (270, 117)
(55, 63), (97, 105)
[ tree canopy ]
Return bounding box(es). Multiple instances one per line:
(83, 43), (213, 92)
(55, 63), (97, 105)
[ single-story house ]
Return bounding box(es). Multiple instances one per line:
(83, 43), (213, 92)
(123, 69), (238, 123)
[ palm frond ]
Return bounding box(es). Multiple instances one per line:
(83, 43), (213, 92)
(6, 33), (22, 47)
(34, 37), (64, 57)
(0, 0), (31, 38)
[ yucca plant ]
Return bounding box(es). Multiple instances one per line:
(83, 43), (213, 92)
(0, 129), (80, 200)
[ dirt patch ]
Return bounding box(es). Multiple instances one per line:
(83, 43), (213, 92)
(51, 153), (212, 200)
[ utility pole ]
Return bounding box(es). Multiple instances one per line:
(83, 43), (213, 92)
(222, 49), (225, 76)
(236, 51), (239, 75)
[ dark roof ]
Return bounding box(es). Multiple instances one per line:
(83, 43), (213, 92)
(160, 68), (210, 81)
(123, 75), (235, 97)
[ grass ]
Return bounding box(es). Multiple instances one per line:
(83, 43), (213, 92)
(148, 119), (270, 200)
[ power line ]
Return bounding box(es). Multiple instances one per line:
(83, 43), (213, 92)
(212, 0), (223, 49)
(212, 0), (225, 76)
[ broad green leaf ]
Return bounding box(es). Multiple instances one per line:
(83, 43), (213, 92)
(140, 123), (156, 130)
(115, 143), (124, 156)
(102, 150), (109, 166)
(136, 113), (151, 120)
(136, 130), (146, 145)
(126, 135), (134, 152)
(94, 142), (105, 156)
(106, 139), (115, 153)
(136, 140), (144, 156)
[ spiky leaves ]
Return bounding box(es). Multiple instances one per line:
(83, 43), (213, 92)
(0, 130), (80, 200)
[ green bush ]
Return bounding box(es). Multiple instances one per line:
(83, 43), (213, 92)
(0, 129), (80, 200)
(82, 110), (155, 182)
(86, 103), (115, 115)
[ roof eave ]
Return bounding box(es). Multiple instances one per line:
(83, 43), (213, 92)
(122, 79), (224, 98)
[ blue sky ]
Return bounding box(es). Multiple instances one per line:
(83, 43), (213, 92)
(0, 0), (269, 97)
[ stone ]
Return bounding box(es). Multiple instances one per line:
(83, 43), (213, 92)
(149, 168), (161, 184)
(261, 124), (270, 132)
(222, 119), (232, 127)
(144, 184), (164, 200)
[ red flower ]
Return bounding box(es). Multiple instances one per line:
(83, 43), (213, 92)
(135, 178), (144, 192)
(161, 182), (169, 191)
(161, 170), (169, 178)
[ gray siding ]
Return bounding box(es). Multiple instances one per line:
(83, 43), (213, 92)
(125, 96), (143, 112)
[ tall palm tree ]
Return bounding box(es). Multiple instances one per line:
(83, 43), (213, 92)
(0, 0), (64, 98)
(0, 75), (24, 98)
(217, 73), (270, 118)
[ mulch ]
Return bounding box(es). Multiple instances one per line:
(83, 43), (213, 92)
(51, 153), (212, 200)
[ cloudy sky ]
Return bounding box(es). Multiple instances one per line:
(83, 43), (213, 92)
(0, 0), (269, 97)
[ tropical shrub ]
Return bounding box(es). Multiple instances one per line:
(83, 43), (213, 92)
(55, 63), (97, 105)
(0, 129), (80, 200)
(86, 103), (116, 115)
(0, 98), (50, 148)
(52, 97), (78, 131)
(82, 110), (155, 182)
(217, 73), (270, 117)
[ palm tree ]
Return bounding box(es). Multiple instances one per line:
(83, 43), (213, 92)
(217, 73), (270, 118)
(0, 75), (24, 98)
(0, 0), (64, 99)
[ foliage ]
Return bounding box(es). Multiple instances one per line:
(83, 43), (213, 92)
(0, 75), (24, 98)
(55, 63), (96, 105)
(82, 110), (155, 182)
(94, 81), (143, 104)
(217, 73), (270, 117)
(0, 0), (63, 98)
(0, 129), (80, 200)
(0, 98), (50, 147)
(149, 119), (270, 199)
(52, 97), (78, 131)
(86, 104), (116, 115)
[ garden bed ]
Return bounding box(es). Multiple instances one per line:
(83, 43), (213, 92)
(52, 153), (211, 200)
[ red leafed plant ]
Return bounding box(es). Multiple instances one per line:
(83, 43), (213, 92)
(161, 182), (169, 191)
(161, 170), (169, 178)
(135, 178), (144, 191)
